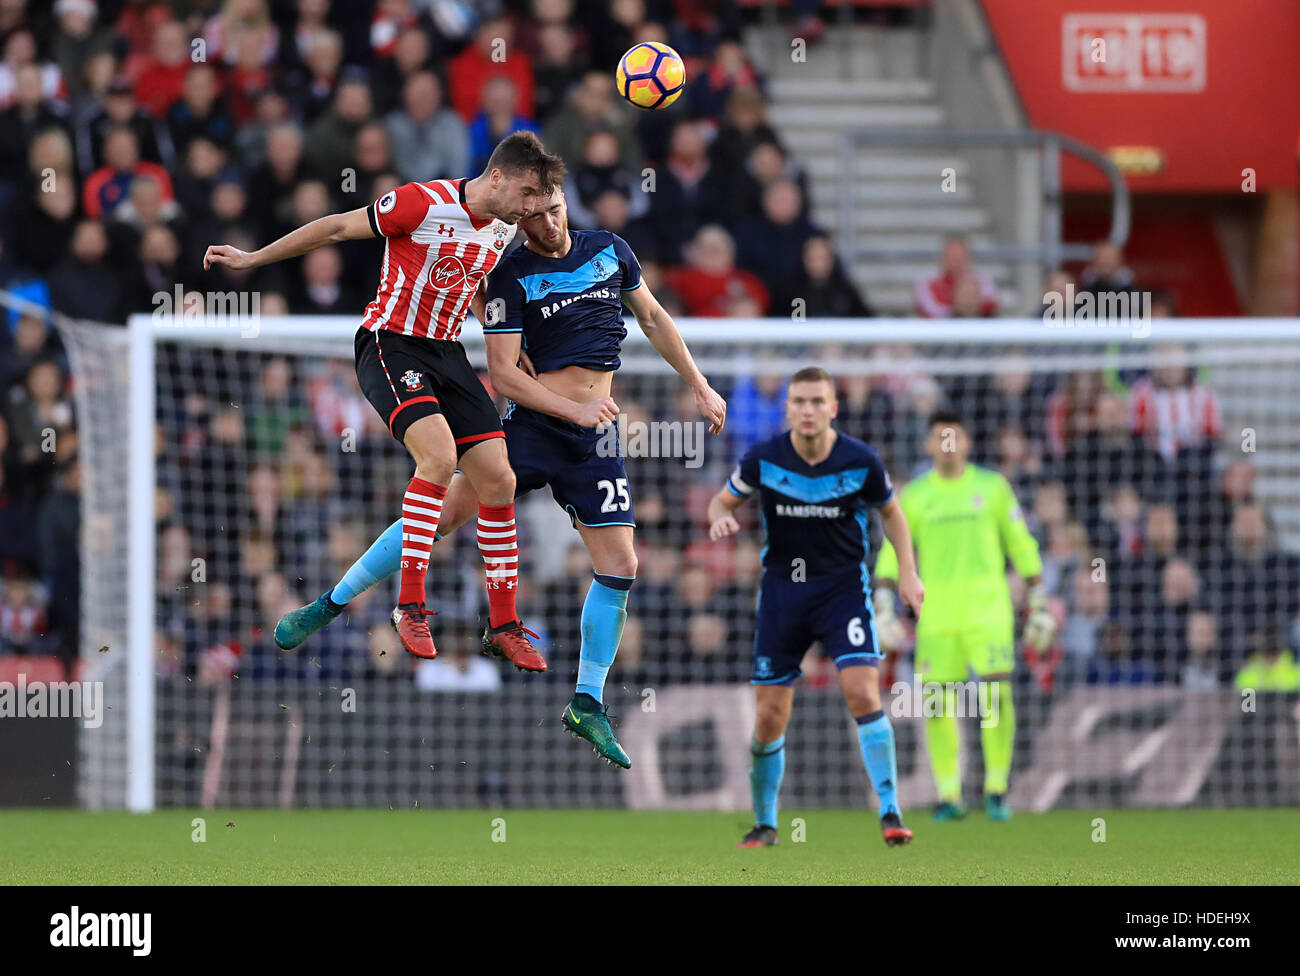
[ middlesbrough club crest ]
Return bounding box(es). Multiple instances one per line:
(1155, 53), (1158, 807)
(401, 369), (423, 391)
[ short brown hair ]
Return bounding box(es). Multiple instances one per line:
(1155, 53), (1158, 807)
(789, 366), (835, 392)
(485, 131), (566, 194)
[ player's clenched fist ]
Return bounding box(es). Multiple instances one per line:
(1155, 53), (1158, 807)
(572, 396), (618, 428)
(708, 512), (740, 541)
(204, 244), (255, 271)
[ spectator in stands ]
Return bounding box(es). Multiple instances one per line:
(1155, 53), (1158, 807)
(1235, 634), (1300, 693)
(1045, 369), (1106, 458)
(587, 185), (656, 259)
(51, 0), (115, 100)
(1078, 240), (1136, 298)
(648, 119), (729, 263)
(5, 359), (73, 497)
(305, 73), (371, 189)
(770, 233), (871, 320)
(385, 70), (468, 184)
(49, 219), (122, 323)
(915, 235), (999, 318)
(542, 69), (642, 177)
(1111, 502), (1183, 619)
(710, 87), (778, 189)
(248, 357), (307, 457)
(995, 424), (1043, 500)
(0, 62), (68, 188)
(277, 0), (333, 76)
(246, 122), (314, 241)
(564, 128), (647, 230)
(531, 21), (586, 124)
(82, 125), (175, 220)
(689, 38), (761, 121)
(132, 17), (191, 118)
(36, 448), (79, 666)
(1181, 610), (1221, 688)
(735, 178), (823, 283)
(447, 15), (534, 122)
(1060, 568), (1109, 679)
(166, 63), (231, 156)
(1123, 557), (1199, 680)
(468, 76), (538, 174)
(126, 223), (183, 313)
(1060, 391), (1165, 540)
(1204, 504), (1300, 661)
(1130, 344), (1222, 506)
(0, 565), (49, 654)
(291, 245), (364, 316)
(14, 162), (78, 274)
(664, 224), (768, 318)
(83, 74), (166, 172)
(1185, 458), (1255, 559)
(286, 26), (344, 122)
(349, 121), (394, 203)
(725, 364), (786, 463)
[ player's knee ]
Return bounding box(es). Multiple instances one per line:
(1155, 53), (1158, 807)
(413, 453), (456, 486)
(605, 550), (637, 579)
(754, 701), (790, 740)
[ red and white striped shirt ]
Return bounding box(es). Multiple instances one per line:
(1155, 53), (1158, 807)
(1130, 377), (1223, 461)
(361, 178), (516, 341)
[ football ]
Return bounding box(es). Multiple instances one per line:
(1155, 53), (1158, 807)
(616, 41), (686, 110)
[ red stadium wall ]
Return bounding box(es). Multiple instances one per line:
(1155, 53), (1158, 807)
(980, 0), (1300, 193)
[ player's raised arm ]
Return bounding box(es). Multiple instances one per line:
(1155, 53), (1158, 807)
(622, 278), (726, 435)
(203, 206), (376, 272)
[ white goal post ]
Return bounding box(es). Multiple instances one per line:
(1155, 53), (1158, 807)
(57, 314), (1300, 811)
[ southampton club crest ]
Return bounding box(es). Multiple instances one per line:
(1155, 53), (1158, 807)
(401, 369), (423, 392)
(492, 222), (509, 250)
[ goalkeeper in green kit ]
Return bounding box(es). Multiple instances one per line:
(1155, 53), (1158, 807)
(872, 410), (1056, 821)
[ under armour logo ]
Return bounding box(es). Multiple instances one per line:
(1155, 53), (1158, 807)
(437, 223), (454, 237)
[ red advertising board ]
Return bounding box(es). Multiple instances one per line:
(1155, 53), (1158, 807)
(981, 0), (1300, 191)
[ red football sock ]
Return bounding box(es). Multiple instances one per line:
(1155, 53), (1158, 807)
(478, 502), (518, 627)
(398, 477), (445, 606)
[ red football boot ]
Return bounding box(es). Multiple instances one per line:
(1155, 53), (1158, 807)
(391, 603), (437, 659)
(881, 812), (914, 847)
(481, 620), (547, 672)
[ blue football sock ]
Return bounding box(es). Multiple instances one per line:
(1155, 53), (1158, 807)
(857, 710), (900, 818)
(330, 518), (404, 605)
(575, 573), (633, 702)
(750, 735), (785, 829)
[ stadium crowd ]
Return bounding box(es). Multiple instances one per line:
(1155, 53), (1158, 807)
(0, 0), (1296, 696)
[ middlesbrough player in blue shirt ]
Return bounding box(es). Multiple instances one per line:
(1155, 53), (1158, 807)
(706, 367), (925, 847)
(276, 186), (727, 767)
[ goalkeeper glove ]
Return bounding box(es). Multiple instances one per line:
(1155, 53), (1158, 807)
(872, 588), (906, 653)
(1023, 584), (1057, 652)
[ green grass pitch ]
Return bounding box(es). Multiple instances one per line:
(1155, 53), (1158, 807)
(3, 808), (1297, 885)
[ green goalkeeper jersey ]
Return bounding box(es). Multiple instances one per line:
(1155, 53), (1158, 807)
(874, 464), (1042, 635)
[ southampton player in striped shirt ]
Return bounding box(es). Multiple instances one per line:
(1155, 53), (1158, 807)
(872, 410), (1055, 821)
(706, 367), (925, 847)
(205, 132), (562, 670)
(275, 185), (727, 767)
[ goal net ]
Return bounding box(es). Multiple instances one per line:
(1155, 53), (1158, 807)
(59, 315), (1300, 812)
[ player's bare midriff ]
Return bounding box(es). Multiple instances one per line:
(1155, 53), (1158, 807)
(536, 364), (614, 404)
